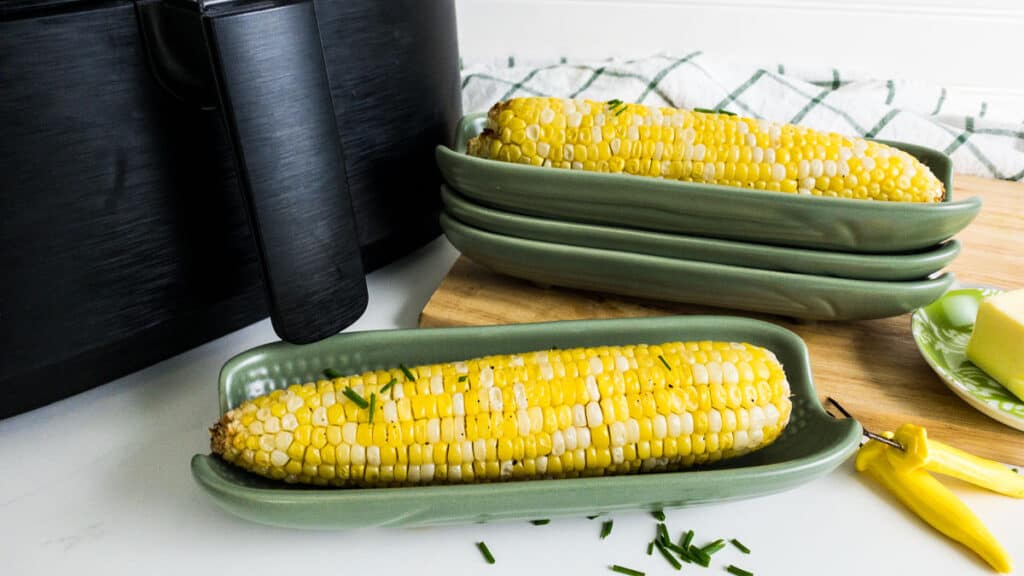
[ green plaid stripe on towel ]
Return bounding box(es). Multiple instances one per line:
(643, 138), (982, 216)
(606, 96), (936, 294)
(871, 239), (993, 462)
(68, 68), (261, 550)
(461, 53), (1024, 181)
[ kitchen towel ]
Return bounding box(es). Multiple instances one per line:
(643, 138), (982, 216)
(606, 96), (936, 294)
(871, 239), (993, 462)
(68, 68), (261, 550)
(461, 52), (1024, 181)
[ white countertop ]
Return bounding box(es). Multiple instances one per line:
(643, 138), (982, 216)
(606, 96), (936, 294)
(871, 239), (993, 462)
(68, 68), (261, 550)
(2, 236), (1021, 575)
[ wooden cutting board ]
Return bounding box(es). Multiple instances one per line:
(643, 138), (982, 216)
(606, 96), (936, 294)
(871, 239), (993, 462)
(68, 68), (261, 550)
(420, 174), (1024, 465)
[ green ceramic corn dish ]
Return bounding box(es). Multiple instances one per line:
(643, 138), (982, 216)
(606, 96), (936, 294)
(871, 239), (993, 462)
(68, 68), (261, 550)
(441, 185), (961, 282)
(436, 114), (981, 254)
(441, 212), (956, 321)
(191, 316), (862, 529)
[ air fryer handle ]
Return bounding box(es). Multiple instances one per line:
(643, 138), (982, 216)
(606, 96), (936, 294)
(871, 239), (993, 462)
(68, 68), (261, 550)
(201, 0), (367, 344)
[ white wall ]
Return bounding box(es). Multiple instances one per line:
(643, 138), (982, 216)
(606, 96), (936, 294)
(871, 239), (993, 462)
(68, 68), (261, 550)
(456, 0), (1023, 112)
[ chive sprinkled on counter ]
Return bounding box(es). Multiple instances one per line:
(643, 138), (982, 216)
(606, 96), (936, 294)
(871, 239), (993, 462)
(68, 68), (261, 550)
(530, 519), (550, 525)
(654, 540), (682, 570)
(476, 541), (495, 564)
(656, 523), (670, 544)
(651, 509), (666, 521)
(730, 538), (751, 554)
(701, 539), (727, 556)
(610, 565), (644, 576)
(727, 565), (754, 576)
(600, 520), (614, 539)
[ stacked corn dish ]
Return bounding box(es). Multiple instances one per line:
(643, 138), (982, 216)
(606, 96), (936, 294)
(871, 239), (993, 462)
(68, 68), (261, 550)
(467, 97), (944, 203)
(212, 341), (793, 486)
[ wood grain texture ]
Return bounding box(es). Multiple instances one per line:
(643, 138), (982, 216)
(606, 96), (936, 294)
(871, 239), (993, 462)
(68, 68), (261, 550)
(421, 174), (1024, 464)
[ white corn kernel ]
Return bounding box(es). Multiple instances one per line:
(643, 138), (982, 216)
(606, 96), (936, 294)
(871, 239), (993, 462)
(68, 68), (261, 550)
(586, 402), (604, 427)
(680, 412), (694, 435)
(281, 414), (298, 431)
(382, 401), (398, 423)
(667, 414), (681, 437)
(610, 421), (626, 446)
(563, 426), (577, 450)
(585, 375), (600, 401)
(259, 434), (275, 452)
(312, 407), (328, 427)
(275, 431), (293, 450)
(653, 414), (668, 439)
(551, 430), (566, 456)
(342, 422), (357, 444)
(708, 409), (722, 433)
(576, 427), (592, 449)
(626, 419), (641, 443)
(270, 450), (289, 467)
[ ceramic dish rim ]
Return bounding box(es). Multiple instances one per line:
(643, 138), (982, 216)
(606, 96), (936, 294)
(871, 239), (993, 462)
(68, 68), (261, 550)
(440, 184), (963, 280)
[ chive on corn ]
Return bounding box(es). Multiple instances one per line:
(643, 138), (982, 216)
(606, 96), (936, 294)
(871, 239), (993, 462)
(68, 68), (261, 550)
(467, 97), (944, 203)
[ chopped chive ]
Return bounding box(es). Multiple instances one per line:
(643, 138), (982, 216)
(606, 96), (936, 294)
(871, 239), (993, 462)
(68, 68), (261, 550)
(689, 546), (711, 567)
(380, 377), (397, 394)
(341, 387), (369, 409)
(399, 364), (416, 382)
(530, 519), (550, 525)
(647, 541), (654, 556)
(664, 542), (693, 564)
(323, 368), (343, 379)
(656, 523), (670, 545)
(651, 509), (666, 521)
(458, 375), (468, 383)
(680, 529), (695, 549)
(727, 565), (754, 576)
(587, 514), (602, 520)
(693, 107), (737, 116)
(368, 392), (377, 423)
(658, 355), (672, 371)
(614, 105), (628, 116)
(476, 541), (495, 564)
(600, 520), (614, 539)
(654, 540), (682, 571)
(730, 538), (751, 554)
(700, 539), (726, 556)
(610, 565), (645, 576)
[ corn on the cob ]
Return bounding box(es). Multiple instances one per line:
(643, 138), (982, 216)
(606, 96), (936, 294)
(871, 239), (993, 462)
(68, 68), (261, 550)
(467, 97), (943, 203)
(210, 341), (792, 486)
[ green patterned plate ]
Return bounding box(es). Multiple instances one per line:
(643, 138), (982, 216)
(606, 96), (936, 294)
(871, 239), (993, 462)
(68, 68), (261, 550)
(911, 287), (1024, 431)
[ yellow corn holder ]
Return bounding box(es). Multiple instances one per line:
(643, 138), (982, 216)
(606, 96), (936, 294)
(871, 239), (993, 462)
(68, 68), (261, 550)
(855, 424), (1022, 573)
